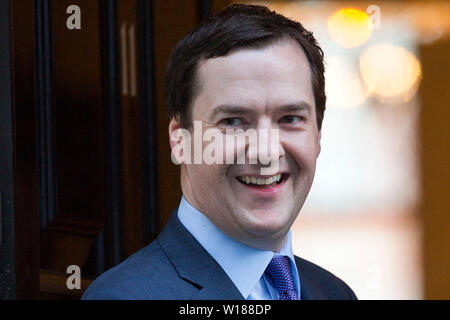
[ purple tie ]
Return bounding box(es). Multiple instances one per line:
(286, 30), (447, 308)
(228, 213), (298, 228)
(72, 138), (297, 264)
(264, 255), (298, 300)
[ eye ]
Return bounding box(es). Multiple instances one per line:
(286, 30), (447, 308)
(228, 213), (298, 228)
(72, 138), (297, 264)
(279, 115), (304, 124)
(219, 117), (244, 127)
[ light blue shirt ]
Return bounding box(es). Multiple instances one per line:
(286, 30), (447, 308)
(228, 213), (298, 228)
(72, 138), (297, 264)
(177, 196), (301, 300)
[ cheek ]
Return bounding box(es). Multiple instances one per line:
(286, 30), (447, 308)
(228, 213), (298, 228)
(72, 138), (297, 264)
(284, 135), (320, 170)
(191, 164), (229, 186)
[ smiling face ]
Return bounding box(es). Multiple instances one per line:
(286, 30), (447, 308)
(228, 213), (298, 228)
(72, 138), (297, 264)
(169, 39), (322, 251)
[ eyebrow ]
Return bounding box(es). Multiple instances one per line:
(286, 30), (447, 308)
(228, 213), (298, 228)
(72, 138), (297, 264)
(209, 102), (313, 119)
(209, 105), (255, 120)
(278, 102), (313, 116)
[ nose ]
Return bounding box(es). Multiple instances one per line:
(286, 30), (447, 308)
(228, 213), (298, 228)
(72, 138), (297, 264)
(247, 118), (285, 175)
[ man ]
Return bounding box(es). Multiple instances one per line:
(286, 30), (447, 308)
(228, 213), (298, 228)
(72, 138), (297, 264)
(82, 4), (357, 300)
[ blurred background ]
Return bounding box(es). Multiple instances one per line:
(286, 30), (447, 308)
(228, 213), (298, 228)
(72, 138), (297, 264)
(0, 0), (448, 299)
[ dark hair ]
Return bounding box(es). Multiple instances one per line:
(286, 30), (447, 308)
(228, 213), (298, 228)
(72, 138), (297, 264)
(165, 4), (326, 130)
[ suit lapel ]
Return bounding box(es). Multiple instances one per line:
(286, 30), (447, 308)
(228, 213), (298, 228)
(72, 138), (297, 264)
(295, 257), (327, 300)
(158, 209), (244, 300)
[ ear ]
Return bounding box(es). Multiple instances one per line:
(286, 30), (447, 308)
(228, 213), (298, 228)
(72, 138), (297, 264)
(169, 118), (184, 165)
(169, 117), (182, 150)
(317, 130), (322, 157)
(169, 117), (193, 165)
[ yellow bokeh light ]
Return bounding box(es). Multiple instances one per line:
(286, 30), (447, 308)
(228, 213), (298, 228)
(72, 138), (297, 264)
(328, 8), (373, 48)
(359, 44), (422, 102)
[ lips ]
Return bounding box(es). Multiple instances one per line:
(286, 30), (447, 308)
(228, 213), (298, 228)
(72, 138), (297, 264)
(237, 173), (282, 185)
(235, 173), (289, 190)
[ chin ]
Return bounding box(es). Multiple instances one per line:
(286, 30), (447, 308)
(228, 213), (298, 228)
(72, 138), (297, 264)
(239, 210), (292, 238)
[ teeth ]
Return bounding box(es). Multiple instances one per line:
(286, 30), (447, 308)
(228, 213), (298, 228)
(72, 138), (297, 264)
(237, 174), (282, 186)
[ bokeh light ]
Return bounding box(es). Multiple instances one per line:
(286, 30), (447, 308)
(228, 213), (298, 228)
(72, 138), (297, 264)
(328, 8), (374, 48)
(359, 43), (422, 102)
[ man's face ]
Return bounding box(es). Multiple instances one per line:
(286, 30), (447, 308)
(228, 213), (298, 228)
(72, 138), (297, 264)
(170, 40), (321, 251)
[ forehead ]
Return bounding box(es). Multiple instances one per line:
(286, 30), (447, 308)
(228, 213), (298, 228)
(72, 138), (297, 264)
(194, 39), (314, 112)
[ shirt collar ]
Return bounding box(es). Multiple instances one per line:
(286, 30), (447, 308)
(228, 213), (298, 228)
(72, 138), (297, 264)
(177, 196), (299, 299)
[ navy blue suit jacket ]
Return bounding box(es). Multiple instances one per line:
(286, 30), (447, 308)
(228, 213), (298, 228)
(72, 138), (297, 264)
(82, 209), (357, 300)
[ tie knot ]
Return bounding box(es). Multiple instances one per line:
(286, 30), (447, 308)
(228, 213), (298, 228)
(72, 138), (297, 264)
(264, 255), (298, 300)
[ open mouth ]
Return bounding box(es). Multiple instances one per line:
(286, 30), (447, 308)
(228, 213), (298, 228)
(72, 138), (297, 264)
(236, 173), (288, 189)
